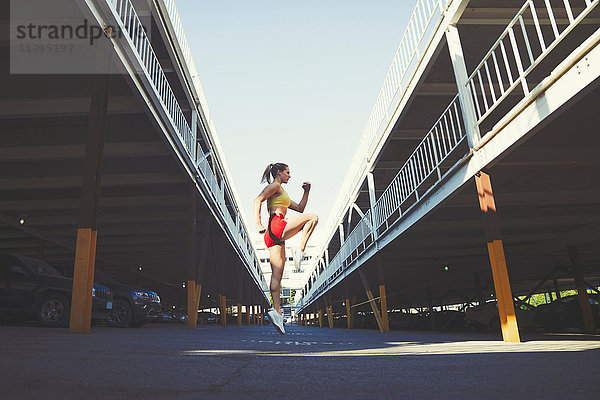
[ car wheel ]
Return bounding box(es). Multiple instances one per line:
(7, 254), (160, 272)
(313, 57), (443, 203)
(36, 293), (70, 327)
(129, 319), (147, 328)
(107, 299), (133, 327)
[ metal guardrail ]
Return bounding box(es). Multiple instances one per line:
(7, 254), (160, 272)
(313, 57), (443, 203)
(373, 95), (466, 232)
(465, 0), (599, 133)
(104, 0), (267, 291)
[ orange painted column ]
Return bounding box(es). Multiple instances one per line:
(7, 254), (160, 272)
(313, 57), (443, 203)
(69, 32), (113, 333)
(237, 303), (243, 326)
(70, 229), (97, 333)
(327, 305), (334, 328)
(187, 281), (197, 328)
(219, 295), (226, 327)
(376, 255), (390, 332)
(475, 171), (520, 342)
(346, 298), (352, 329)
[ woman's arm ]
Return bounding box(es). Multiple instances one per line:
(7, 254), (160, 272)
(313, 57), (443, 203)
(289, 181), (311, 213)
(254, 183), (279, 233)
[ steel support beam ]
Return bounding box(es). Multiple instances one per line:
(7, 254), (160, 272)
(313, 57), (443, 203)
(358, 269), (385, 333)
(69, 30), (113, 334)
(446, 24), (481, 149)
(367, 173), (378, 239)
(475, 171), (520, 342)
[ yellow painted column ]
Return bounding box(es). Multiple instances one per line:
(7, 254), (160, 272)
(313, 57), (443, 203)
(237, 303), (242, 326)
(318, 309), (324, 328)
(476, 172), (520, 342)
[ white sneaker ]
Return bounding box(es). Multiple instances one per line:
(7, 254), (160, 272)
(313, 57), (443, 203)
(267, 308), (285, 335)
(293, 247), (304, 272)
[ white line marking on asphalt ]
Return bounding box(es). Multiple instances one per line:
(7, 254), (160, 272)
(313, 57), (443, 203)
(241, 339), (354, 346)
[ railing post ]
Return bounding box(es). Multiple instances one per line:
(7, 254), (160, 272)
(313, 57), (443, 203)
(191, 109), (198, 161)
(367, 173), (378, 240)
(445, 24), (481, 149)
(338, 224), (345, 244)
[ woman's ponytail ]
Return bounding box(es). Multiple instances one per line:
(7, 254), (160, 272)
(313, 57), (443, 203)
(261, 163), (274, 184)
(260, 162), (289, 184)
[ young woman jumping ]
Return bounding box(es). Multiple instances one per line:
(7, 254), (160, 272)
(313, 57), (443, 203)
(254, 162), (318, 334)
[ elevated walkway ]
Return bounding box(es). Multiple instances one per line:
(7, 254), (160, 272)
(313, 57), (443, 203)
(298, 0), (600, 341)
(0, 0), (268, 331)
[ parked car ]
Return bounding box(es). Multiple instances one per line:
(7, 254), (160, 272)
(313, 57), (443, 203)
(535, 294), (600, 332)
(93, 270), (161, 328)
(465, 300), (540, 331)
(0, 253), (113, 327)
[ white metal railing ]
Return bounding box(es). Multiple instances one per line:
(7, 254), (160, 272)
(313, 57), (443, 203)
(373, 95), (465, 231)
(332, 0), (452, 233)
(465, 0), (599, 131)
(105, 0), (267, 291)
(107, 0), (196, 160)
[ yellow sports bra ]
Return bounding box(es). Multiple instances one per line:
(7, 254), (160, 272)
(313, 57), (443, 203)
(267, 187), (291, 209)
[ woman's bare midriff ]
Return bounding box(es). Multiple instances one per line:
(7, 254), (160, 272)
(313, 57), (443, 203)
(269, 206), (287, 217)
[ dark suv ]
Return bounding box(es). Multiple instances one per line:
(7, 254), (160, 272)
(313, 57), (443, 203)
(94, 270), (161, 328)
(0, 253), (113, 327)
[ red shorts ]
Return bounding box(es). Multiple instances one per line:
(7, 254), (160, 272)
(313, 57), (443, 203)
(264, 213), (287, 248)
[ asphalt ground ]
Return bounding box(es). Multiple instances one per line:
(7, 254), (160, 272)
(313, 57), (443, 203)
(1, 322), (599, 399)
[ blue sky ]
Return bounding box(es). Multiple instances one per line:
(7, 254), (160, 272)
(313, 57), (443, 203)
(175, 0), (417, 244)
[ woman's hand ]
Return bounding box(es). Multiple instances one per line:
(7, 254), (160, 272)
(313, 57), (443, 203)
(257, 223), (266, 234)
(302, 181), (311, 191)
